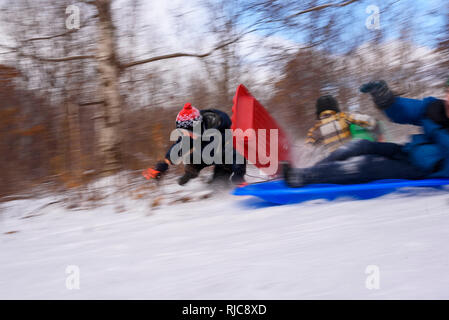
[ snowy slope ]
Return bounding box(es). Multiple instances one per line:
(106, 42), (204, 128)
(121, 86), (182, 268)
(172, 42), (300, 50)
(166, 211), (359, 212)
(1, 178), (449, 299)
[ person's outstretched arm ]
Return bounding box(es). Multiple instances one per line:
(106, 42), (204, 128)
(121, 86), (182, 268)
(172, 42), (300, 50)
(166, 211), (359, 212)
(384, 97), (433, 126)
(360, 80), (431, 126)
(142, 136), (183, 180)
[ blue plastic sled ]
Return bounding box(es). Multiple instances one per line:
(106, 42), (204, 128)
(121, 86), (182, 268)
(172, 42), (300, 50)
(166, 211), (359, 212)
(232, 179), (449, 205)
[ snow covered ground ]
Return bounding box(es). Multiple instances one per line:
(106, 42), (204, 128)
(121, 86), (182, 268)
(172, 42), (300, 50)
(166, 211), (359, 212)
(1, 174), (449, 299)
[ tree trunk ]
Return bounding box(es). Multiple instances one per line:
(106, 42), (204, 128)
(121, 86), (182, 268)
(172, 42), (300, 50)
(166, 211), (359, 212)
(95, 0), (122, 175)
(67, 102), (83, 178)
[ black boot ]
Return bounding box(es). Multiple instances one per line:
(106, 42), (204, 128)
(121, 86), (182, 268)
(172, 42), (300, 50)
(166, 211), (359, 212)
(208, 165), (232, 186)
(231, 173), (245, 185)
(178, 165), (200, 185)
(282, 162), (304, 188)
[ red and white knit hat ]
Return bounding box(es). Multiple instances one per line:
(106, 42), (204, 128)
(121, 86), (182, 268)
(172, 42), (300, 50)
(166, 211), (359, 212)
(176, 103), (202, 129)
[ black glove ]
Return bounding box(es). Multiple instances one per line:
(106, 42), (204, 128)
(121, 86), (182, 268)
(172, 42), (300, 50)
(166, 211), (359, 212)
(360, 80), (396, 110)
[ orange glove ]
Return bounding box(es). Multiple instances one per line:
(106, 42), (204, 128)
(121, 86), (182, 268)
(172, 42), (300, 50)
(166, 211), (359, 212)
(142, 161), (169, 180)
(142, 168), (161, 180)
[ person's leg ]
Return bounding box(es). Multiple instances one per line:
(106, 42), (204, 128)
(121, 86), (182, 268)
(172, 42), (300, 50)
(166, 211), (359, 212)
(230, 164), (246, 184)
(231, 155), (246, 184)
(317, 139), (404, 164)
(210, 164), (233, 184)
(179, 163), (206, 185)
(285, 155), (428, 187)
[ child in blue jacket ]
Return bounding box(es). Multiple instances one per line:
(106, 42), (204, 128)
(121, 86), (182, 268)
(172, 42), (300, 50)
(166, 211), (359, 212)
(284, 79), (449, 187)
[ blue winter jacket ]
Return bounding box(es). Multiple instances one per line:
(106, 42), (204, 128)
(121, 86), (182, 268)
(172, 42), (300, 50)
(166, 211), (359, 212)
(384, 97), (449, 177)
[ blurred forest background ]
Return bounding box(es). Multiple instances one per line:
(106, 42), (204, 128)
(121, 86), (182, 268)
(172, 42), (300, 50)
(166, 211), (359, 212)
(0, 0), (448, 197)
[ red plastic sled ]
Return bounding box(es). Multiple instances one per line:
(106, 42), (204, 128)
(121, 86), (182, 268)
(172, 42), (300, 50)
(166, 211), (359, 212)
(231, 84), (292, 176)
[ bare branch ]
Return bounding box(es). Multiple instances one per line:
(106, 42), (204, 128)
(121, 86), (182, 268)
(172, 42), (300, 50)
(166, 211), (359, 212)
(78, 100), (104, 106)
(31, 54), (96, 62)
(121, 35), (243, 69)
(299, 38), (328, 50)
(24, 30), (77, 42)
(0, 44), (95, 62)
(80, 0), (97, 6)
(0, 43), (16, 51)
(287, 0), (360, 19)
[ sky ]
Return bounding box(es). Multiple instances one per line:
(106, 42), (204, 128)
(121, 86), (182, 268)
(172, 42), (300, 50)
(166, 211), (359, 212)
(237, 0), (447, 50)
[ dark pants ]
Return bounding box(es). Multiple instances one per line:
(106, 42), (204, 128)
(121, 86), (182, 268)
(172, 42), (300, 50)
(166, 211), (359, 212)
(180, 153), (246, 185)
(288, 140), (428, 186)
(181, 163), (246, 185)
